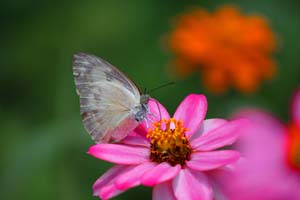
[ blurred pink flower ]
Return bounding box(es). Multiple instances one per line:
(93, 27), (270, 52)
(215, 88), (300, 200)
(87, 94), (246, 200)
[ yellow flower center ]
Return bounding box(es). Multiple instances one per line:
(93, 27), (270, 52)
(147, 118), (192, 166)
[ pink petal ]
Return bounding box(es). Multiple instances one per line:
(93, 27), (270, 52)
(114, 162), (156, 190)
(291, 88), (300, 124)
(232, 109), (286, 168)
(148, 98), (170, 121)
(232, 109), (288, 176)
(141, 163), (181, 186)
(93, 165), (129, 196)
(88, 144), (149, 164)
(173, 169), (212, 200)
(191, 119), (248, 151)
(173, 94), (207, 138)
(153, 181), (177, 200)
(232, 109), (284, 130)
(121, 133), (150, 147)
(98, 184), (123, 200)
(133, 123), (148, 138)
(186, 150), (240, 171)
(190, 119), (228, 141)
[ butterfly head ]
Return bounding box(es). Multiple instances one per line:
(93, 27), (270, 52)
(140, 94), (150, 105)
(133, 94), (150, 122)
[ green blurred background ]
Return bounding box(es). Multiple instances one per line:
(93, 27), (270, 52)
(0, 0), (299, 199)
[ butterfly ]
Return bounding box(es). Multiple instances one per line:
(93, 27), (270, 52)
(73, 52), (150, 143)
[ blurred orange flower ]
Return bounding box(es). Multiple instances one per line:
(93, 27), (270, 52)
(168, 5), (277, 94)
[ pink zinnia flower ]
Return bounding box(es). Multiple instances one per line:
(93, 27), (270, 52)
(87, 94), (246, 200)
(215, 88), (300, 200)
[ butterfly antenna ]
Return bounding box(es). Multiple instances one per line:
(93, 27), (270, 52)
(148, 81), (175, 93)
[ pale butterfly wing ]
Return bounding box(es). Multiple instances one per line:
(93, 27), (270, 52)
(73, 52), (141, 143)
